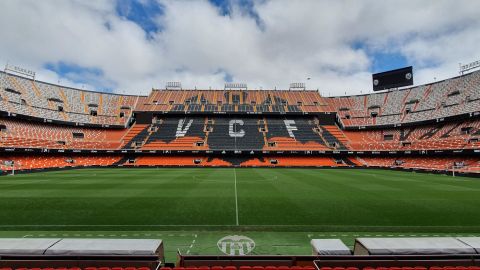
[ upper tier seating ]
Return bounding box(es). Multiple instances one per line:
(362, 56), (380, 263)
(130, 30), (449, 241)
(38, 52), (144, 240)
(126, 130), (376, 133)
(325, 70), (480, 127)
(0, 71), (137, 126)
(135, 90), (325, 113)
(2, 69), (479, 128)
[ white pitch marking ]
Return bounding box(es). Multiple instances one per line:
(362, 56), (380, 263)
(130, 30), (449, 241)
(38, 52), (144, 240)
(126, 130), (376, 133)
(185, 235), (197, 255)
(234, 167), (239, 226)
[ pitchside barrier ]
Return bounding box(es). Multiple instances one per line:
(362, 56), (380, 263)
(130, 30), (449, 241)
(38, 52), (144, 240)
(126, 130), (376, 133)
(310, 239), (351, 255)
(353, 237), (480, 255)
(313, 254), (480, 268)
(0, 238), (163, 269)
(2, 238), (480, 268)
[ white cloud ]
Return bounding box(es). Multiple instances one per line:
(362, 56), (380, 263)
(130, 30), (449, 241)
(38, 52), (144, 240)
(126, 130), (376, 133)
(0, 0), (479, 96)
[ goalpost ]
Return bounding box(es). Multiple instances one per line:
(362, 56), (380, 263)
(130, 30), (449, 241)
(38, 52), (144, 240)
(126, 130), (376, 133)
(4, 160), (19, 176)
(449, 164), (464, 177)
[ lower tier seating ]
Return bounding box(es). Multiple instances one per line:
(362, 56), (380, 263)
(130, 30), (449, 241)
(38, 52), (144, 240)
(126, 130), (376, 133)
(0, 268), (150, 270)
(360, 156), (480, 172)
(0, 155), (122, 171)
(0, 154), (478, 173)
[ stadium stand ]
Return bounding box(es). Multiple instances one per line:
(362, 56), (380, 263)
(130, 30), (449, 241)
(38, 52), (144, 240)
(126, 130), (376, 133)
(0, 69), (479, 175)
(344, 118), (480, 151)
(0, 71), (138, 127)
(325, 70), (480, 127)
(0, 155), (122, 171)
(0, 118), (125, 149)
(360, 156), (480, 172)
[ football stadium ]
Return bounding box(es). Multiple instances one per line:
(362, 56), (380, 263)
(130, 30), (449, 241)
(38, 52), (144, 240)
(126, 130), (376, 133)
(1, 1), (480, 270)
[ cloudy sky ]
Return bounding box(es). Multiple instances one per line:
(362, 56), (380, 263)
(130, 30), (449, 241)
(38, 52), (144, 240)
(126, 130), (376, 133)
(0, 0), (479, 96)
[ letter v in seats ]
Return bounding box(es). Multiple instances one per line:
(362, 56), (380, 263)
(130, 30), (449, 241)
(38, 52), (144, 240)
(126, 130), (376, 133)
(176, 118), (193, 137)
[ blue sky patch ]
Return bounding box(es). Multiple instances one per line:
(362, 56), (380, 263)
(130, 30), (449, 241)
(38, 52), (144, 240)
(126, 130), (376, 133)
(44, 62), (116, 92)
(370, 51), (409, 73)
(352, 41), (410, 73)
(209, 0), (231, 16)
(115, 0), (164, 38)
(209, 0), (264, 29)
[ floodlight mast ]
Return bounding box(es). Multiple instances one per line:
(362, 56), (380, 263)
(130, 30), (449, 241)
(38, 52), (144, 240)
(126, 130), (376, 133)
(459, 59), (480, 75)
(289, 82), (305, 91)
(4, 63), (36, 80)
(225, 83), (247, 90)
(165, 82), (182, 90)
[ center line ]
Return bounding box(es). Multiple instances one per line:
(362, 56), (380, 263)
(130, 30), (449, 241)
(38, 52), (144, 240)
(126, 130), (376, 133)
(234, 167), (239, 226)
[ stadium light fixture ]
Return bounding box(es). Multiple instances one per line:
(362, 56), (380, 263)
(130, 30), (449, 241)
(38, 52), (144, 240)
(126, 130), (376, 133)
(289, 82), (305, 91)
(459, 59), (480, 75)
(5, 63), (35, 80)
(225, 83), (247, 90)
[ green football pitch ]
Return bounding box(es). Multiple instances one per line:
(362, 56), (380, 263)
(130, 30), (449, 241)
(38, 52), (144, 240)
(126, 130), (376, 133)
(1, 167), (480, 261)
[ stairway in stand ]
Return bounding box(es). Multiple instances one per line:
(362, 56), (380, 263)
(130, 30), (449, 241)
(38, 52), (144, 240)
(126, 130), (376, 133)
(323, 125), (349, 146)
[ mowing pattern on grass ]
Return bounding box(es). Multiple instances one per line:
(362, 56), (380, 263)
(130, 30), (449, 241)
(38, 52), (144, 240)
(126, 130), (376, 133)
(0, 168), (480, 231)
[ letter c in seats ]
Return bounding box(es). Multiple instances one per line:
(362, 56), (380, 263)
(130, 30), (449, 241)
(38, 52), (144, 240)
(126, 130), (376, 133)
(229, 119), (245, 138)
